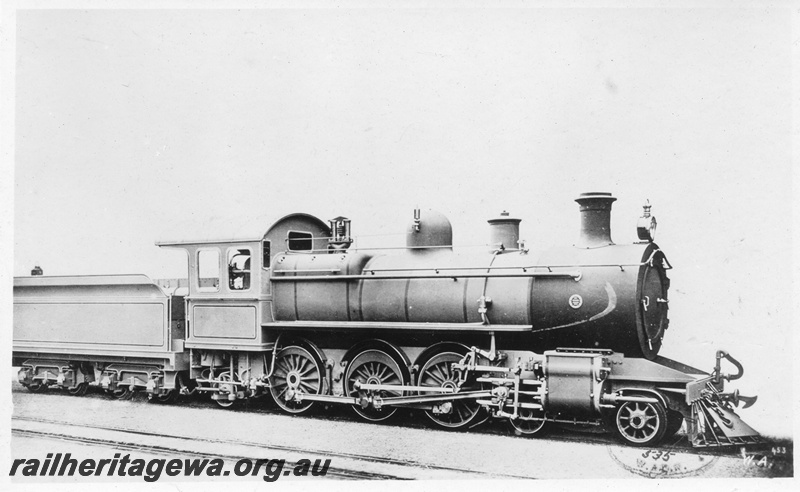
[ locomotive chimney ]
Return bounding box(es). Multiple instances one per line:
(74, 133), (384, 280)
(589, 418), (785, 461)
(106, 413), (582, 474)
(575, 192), (616, 248)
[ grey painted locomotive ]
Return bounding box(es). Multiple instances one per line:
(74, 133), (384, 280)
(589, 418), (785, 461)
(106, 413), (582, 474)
(12, 193), (760, 447)
(270, 193), (669, 360)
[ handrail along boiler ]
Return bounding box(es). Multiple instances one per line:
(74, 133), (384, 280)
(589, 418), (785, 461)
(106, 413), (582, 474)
(12, 193), (761, 447)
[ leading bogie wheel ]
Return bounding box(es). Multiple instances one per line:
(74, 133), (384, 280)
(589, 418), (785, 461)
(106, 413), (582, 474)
(417, 351), (483, 430)
(613, 399), (668, 446)
(511, 408), (549, 436)
(344, 348), (406, 422)
(269, 345), (324, 414)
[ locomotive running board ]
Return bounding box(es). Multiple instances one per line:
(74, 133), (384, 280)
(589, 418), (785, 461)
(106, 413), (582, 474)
(264, 320), (533, 332)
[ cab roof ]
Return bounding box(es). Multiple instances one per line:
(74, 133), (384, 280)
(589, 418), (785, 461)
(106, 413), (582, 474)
(156, 212), (330, 247)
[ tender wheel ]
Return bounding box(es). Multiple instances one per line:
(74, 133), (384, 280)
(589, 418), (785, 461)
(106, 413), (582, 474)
(26, 382), (48, 393)
(511, 408), (549, 436)
(269, 345), (324, 414)
(613, 400), (668, 446)
(151, 389), (177, 404)
(417, 351), (482, 430)
(151, 375), (181, 404)
(67, 383), (89, 396)
(214, 372), (236, 408)
(110, 386), (133, 400)
(344, 348), (406, 422)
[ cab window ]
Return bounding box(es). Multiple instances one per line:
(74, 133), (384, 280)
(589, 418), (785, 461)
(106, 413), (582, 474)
(262, 240), (271, 269)
(288, 231), (313, 251)
(227, 248), (251, 291)
(197, 249), (220, 291)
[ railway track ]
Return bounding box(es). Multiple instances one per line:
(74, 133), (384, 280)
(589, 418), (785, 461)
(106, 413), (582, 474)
(11, 415), (531, 480)
(14, 383), (788, 479)
(11, 426), (398, 480)
(12, 382), (709, 453)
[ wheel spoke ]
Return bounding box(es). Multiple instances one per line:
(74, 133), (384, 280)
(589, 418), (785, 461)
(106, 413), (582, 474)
(270, 345), (322, 415)
(276, 385), (288, 399)
(615, 400), (666, 445)
(454, 403), (466, 422)
(298, 381), (317, 393)
(416, 351), (482, 430)
(345, 349), (406, 422)
(298, 364), (316, 377)
(435, 364), (450, 383)
(371, 363), (383, 380)
(441, 363), (452, 380)
(355, 366), (370, 381)
(299, 357), (312, 375)
(425, 370), (445, 385)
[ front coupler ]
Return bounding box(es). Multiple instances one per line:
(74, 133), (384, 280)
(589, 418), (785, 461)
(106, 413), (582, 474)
(685, 350), (762, 447)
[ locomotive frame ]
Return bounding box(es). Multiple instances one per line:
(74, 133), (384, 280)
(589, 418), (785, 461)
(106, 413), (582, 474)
(12, 193), (762, 448)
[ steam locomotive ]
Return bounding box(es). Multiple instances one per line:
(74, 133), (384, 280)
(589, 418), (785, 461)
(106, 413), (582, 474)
(13, 193), (761, 447)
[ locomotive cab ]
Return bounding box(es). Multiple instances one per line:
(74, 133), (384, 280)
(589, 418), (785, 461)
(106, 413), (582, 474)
(156, 213), (331, 350)
(155, 213), (330, 405)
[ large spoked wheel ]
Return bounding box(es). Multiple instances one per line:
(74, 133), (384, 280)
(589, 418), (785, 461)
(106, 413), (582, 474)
(511, 408), (549, 436)
(345, 349), (406, 422)
(613, 400), (668, 446)
(67, 383), (89, 396)
(270, 345), (324, 415)
(214, 372), (237, 408)
(417, 351), (482, 430)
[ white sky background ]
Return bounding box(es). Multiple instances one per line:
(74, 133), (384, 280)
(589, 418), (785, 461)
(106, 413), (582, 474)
(4, 1), (796, 442)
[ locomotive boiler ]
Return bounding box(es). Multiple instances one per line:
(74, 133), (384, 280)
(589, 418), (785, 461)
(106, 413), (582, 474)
(12, 192), (761, 448)
(271, 192), (669, 360)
